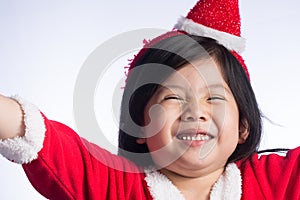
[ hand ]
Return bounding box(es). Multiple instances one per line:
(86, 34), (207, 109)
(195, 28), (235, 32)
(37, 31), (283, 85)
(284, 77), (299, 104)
(0, 94), (25, 140)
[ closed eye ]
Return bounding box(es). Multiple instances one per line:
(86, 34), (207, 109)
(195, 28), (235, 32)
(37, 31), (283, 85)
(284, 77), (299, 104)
(163, 96), (185, 102)
(207, 96), (225, 101)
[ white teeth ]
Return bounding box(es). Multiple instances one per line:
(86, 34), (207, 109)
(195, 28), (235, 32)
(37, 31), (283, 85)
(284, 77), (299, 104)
(178, 135), (210, 141)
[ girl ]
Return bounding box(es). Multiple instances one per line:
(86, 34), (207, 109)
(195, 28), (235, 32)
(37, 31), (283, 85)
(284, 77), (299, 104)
(0, 0), (299, 199)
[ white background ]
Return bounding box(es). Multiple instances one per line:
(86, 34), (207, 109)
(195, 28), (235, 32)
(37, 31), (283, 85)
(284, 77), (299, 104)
(0, 0), (300, 199)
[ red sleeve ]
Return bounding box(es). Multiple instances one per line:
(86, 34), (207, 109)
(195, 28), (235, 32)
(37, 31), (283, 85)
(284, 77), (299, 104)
(22, 116), (151, 200)
(236, 147), (300, 199)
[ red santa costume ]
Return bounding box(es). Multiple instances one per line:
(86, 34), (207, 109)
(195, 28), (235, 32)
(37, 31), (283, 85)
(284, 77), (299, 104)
(1, 0), (300, 199)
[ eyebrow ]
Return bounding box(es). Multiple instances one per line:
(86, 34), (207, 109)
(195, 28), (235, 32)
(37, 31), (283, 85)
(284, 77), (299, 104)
(160, 83), (231, 93)
(159, 84), (185, 91)
(207, 83), (230, 90)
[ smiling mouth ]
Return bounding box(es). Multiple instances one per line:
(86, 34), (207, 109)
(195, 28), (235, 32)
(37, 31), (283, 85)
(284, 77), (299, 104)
(177, 134), (211, 141)
(176, 130), (214, 141)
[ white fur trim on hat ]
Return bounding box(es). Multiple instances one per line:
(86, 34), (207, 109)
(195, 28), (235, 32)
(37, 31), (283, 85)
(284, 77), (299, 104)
(144, 163), (242, 200)
(0, 95), (45, 164)
(175, 16), (246, 53)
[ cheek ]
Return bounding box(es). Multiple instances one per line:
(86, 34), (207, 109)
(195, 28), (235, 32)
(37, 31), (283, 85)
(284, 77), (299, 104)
(144, 104), (167, 138)
(212, 102), (239, 138)
(144, 106), (180, 152)
(144, 119), (175, 152)
(215, 103), (240, 146)
(144, 102), (181, 136)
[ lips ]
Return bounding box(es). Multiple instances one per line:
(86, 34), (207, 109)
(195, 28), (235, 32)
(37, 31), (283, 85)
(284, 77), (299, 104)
(176, 129), (214, 141)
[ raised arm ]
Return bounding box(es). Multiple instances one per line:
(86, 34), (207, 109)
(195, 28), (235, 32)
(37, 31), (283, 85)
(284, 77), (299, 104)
(0, 94), (25, 140)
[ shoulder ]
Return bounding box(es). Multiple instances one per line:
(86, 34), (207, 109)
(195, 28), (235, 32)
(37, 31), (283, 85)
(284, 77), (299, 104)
(236, 147), (300, 167)
(234, 147), (300, 198)
(234, 147), (300, 185)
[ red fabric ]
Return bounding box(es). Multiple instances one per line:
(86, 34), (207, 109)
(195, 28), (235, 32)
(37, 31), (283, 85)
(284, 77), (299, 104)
(23, 116), (300, 199)
(22, 117), (152, 200)
(236, 147), (300, 199)
(231, 50), (250, 79)
(187, 0), (241, 36)
(126, 31), (184, 72)
(185, 0), (250, 80)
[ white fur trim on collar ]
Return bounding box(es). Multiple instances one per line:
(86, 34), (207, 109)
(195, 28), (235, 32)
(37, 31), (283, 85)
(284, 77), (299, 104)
(0, 95), (45, 164)
(144, 168), (185, 200)
(174, 16), (246, 53)
(210, 163), (242, 200)
(144, 163), (242, 200)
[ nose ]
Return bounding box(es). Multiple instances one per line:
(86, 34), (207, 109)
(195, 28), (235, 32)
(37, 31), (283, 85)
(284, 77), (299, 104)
(181, 100), (208, 122)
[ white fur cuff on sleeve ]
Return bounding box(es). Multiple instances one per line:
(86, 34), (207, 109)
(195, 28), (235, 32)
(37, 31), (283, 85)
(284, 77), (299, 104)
(0, 95), (46, 164)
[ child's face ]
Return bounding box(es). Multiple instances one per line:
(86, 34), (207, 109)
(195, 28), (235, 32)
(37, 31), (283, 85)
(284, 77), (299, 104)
(141, 58), (244, 176)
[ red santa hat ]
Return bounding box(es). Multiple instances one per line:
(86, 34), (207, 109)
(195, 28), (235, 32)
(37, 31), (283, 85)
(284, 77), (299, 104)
(174, 0), (249, 78)
(127, 0), (249, 79)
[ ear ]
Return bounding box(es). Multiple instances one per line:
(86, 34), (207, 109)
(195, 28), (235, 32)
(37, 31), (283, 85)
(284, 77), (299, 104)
(136, 138), (146, 144)
(238, 119), (249, 144)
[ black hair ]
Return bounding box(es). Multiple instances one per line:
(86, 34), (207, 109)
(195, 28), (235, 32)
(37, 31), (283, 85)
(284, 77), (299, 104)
(118, 34), (262, 167)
